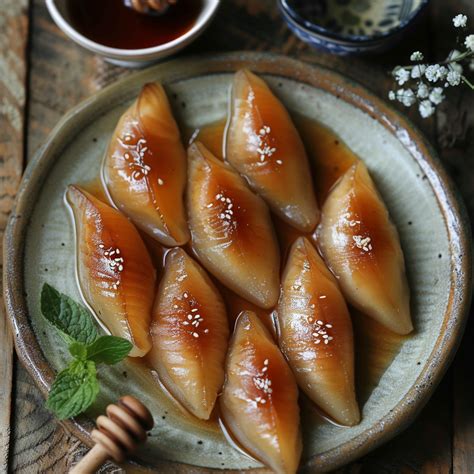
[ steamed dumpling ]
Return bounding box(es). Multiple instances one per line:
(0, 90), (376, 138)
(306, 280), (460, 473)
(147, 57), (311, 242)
(187, 141), (280, 309)
(317, 162), (412, 335)
(220, 311), (302, 474)
(278, 237), (359, 426)
(226, 69), (319, 232)
(103, 83), (190, 247)
(148, 248), (229, 420)
(66, 185), (155, 357)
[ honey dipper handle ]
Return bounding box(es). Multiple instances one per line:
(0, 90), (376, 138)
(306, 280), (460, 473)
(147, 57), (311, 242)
(70, 444), (110, 474)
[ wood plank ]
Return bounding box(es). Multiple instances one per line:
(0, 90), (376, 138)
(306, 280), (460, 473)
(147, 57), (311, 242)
(0, 0), (30, 471)
(430, 0), (474, 472)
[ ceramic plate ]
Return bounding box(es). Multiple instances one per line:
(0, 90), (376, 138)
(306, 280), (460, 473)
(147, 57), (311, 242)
(4, 52), (471, 472)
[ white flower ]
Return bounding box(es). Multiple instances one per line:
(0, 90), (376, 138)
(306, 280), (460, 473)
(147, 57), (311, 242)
(410, 51), (424, 61)
(429, 87), (445, 105)
(425, 64), (448, 82)
(416, 82), (430, 99)
(396, 88), (416, 107)
(419, 100), (435, 118)
(417, 82), (429, 98)
(388, 91), (396, 100)
(446, 70), (461, 86)
(394, 67), (410, 85)
(453, 14), (467, 28)
(465, 34), (474, 51)
(402, 89), (416, 107)
(449, 62), (463, 74)
(411, 64), (426, 79)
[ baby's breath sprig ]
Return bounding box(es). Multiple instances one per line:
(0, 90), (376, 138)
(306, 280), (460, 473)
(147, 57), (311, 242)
(389, 14), (474, 118)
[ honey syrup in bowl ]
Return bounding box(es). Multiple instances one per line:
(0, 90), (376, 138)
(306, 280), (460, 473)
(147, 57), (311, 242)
(66, 0), (204, 49)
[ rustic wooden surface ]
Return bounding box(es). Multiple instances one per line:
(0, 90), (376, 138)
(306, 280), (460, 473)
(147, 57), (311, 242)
(0, 0), (29, 470)
(2, 0), (473, 472)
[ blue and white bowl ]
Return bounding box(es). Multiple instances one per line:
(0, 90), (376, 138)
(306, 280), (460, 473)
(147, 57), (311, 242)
(278, 0), (430, 55)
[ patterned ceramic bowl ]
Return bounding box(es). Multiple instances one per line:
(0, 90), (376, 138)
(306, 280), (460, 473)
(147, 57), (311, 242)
(278, 0), (430, 55)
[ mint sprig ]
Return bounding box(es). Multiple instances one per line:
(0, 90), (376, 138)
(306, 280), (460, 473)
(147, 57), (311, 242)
(41, 284), (133, 419)
(41, 283), (98, 344)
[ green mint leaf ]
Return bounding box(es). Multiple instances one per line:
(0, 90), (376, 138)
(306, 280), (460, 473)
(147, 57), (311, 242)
(46, 359), (99, 419)
(86, 336), (133, 365)
(41, 283), (98, 345)
(69, 342), (87, 360)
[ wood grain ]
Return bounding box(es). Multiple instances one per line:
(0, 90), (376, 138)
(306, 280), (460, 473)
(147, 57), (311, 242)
(5, 0), (474, 472)
(0, 0), (30, 471)
(431, 1), (474, 472)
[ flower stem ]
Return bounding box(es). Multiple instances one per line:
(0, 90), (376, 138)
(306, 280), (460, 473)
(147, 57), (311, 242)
(398, 50), (474, 70)
(461, 75), (474, 90)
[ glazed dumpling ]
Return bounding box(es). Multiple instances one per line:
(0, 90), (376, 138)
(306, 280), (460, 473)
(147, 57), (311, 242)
(278, 237), (359, 426)
(317, 162), (412, 335)
(220, 311), (302, 474)
(103, 83), (190, 247)
(187, 141), (280, 309)
(226, 69), (319, 232)
(148, 248), (229, 420)
(66, 185), (155, 357)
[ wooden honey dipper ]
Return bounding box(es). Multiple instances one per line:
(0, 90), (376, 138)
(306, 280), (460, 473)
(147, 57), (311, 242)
(70, 396), (154, 473)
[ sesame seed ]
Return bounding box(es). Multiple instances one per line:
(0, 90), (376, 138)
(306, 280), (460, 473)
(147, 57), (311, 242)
(192, 332), (199, 338)
(319, 295), (327, 299)
(158, 178), (164, 186)
(191, 308), (198, 312)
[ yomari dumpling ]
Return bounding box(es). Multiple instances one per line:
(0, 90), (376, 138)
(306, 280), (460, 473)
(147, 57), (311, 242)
(66, 185), (155, 357)
(148, 248), (229, 420)
(103, 83), (190, 247)
(317, 162), (412, 335)
(278, 237), (359, 426)
(220, 311), (302, 474)
(226, 69), (319, 232)
(187, 141), (280, 309)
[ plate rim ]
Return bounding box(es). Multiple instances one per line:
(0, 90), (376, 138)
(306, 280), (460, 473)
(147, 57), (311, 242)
(3, 51), (472, 472)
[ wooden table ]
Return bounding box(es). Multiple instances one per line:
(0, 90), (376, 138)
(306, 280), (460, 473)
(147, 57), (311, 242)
(1, 0), (473, 472)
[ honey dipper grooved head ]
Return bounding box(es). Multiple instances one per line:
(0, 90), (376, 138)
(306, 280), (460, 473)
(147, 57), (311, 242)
(91, 396), (154, 463)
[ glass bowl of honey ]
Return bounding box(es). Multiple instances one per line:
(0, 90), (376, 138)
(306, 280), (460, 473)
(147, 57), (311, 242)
(46, 0), (220, 67)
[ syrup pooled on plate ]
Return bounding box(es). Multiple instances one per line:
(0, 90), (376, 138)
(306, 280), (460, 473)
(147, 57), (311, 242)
(66, 0), (203, 50)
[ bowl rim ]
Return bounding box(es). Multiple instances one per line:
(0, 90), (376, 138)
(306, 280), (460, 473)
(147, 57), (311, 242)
(3, 52), (472, 472)
(45, 0), (220, 58)
(278, 0), (430, 44)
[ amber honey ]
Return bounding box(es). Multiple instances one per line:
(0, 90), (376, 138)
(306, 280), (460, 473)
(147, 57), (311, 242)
(66, 0), (203, 50)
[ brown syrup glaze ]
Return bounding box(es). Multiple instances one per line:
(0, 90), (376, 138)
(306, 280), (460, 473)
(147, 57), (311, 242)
(79, 116), (407, 430)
